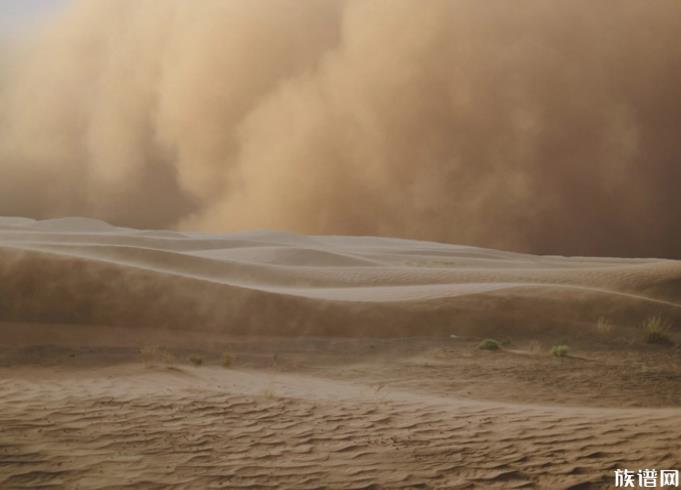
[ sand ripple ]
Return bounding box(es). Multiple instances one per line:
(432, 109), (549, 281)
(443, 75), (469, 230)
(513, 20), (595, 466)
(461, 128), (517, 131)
(1, 367), (679, 489)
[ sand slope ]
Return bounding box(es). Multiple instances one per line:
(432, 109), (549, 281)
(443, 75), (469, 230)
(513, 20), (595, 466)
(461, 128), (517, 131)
(1, 370), (677, 490)
(1, 338), (681, 490)
(1, 217), (681, 339)
(2, 217), (681, 489)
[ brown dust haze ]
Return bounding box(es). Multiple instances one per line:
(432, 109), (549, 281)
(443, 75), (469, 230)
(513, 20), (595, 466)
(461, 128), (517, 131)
(1, 0), (681, 258)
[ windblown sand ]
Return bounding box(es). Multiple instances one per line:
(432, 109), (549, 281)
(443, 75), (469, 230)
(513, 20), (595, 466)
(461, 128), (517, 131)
(1, 217), (680, 489)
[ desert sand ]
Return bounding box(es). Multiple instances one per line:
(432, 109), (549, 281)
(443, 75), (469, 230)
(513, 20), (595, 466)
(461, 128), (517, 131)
(1, 217), (680, 489)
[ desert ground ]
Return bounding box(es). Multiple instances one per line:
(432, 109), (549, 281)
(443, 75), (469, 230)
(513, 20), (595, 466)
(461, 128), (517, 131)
(1, 217), (680, 489)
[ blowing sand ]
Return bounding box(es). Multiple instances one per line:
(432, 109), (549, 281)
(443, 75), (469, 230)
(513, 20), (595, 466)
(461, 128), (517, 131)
(1, 217), (680, 489)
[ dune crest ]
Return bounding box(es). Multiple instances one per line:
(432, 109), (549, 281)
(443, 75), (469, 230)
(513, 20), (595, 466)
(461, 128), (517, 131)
(1, 217), (680, 338)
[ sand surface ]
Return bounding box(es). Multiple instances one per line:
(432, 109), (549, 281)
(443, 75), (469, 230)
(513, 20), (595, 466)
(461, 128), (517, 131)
(1, 217), (681, 489)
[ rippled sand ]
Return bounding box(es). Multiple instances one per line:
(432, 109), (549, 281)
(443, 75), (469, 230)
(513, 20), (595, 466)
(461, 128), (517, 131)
(1, 217), (680, 488)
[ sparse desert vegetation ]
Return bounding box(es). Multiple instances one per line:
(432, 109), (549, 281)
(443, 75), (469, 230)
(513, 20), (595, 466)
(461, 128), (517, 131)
(161, 350), (176, 365)
(222, 352), (233, 368)
(139, 345), (160, 366)
(551, 345), (570, 357)
(261, 388), (276, 399)
(641, 316), (674, 345)
(478, 339), (501, 351)
(140, 346), (176, 367)
(595, 317), (614, 336)
(189, 354), (204, 366)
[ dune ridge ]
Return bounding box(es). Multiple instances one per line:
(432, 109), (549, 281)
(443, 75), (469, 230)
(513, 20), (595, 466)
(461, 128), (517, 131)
(1, 217), (681, 339)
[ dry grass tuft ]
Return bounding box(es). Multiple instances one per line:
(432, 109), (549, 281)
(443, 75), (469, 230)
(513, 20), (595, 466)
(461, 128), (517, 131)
(140, 346), (176, 367)
(140, 345), (160, 367)
(222, 352), (233, 368)
(596, 317), (614, 336)
(188, 355), (204, 366)
(641, 316), (673, 345)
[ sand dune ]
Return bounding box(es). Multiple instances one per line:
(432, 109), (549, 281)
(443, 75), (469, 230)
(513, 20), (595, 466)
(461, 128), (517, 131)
(1, 217), (681, 340)
(2, 217), (681, 488)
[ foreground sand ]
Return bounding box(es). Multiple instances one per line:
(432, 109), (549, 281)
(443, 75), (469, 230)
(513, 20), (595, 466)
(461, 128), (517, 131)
(1, 218), (681, 488)
(2, 329), (681, 489)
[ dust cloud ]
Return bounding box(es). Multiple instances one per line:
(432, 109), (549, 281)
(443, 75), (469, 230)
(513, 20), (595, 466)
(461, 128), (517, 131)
(2, 0), (681, 258)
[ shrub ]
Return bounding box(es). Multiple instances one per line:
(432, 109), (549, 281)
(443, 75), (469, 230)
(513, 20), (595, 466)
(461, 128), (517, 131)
(642, 316), (673, 345)
(551, 345), (569, 357)
(139, 346), (175, 366)
(478, 339), (501, 351)
(596, 317), (614, 336)
(160, 350), (176, 365)
(140, 345), (160, 367)
(261, 388), (275, 399)
(222, 352), (233, 368)
(188, 355), (204, 366)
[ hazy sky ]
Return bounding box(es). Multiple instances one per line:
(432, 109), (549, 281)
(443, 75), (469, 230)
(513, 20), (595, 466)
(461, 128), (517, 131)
(0, 0), (66, 32)
(2, 1), (681, 258)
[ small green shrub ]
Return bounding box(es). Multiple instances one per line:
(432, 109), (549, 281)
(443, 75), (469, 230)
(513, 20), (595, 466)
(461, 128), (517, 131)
(188, 355), (204, 366)
(642, 316), (673, 345)
(551, 345), (569, 357)
(222, 352), (233, 368)
(478, 339), (501, 351)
